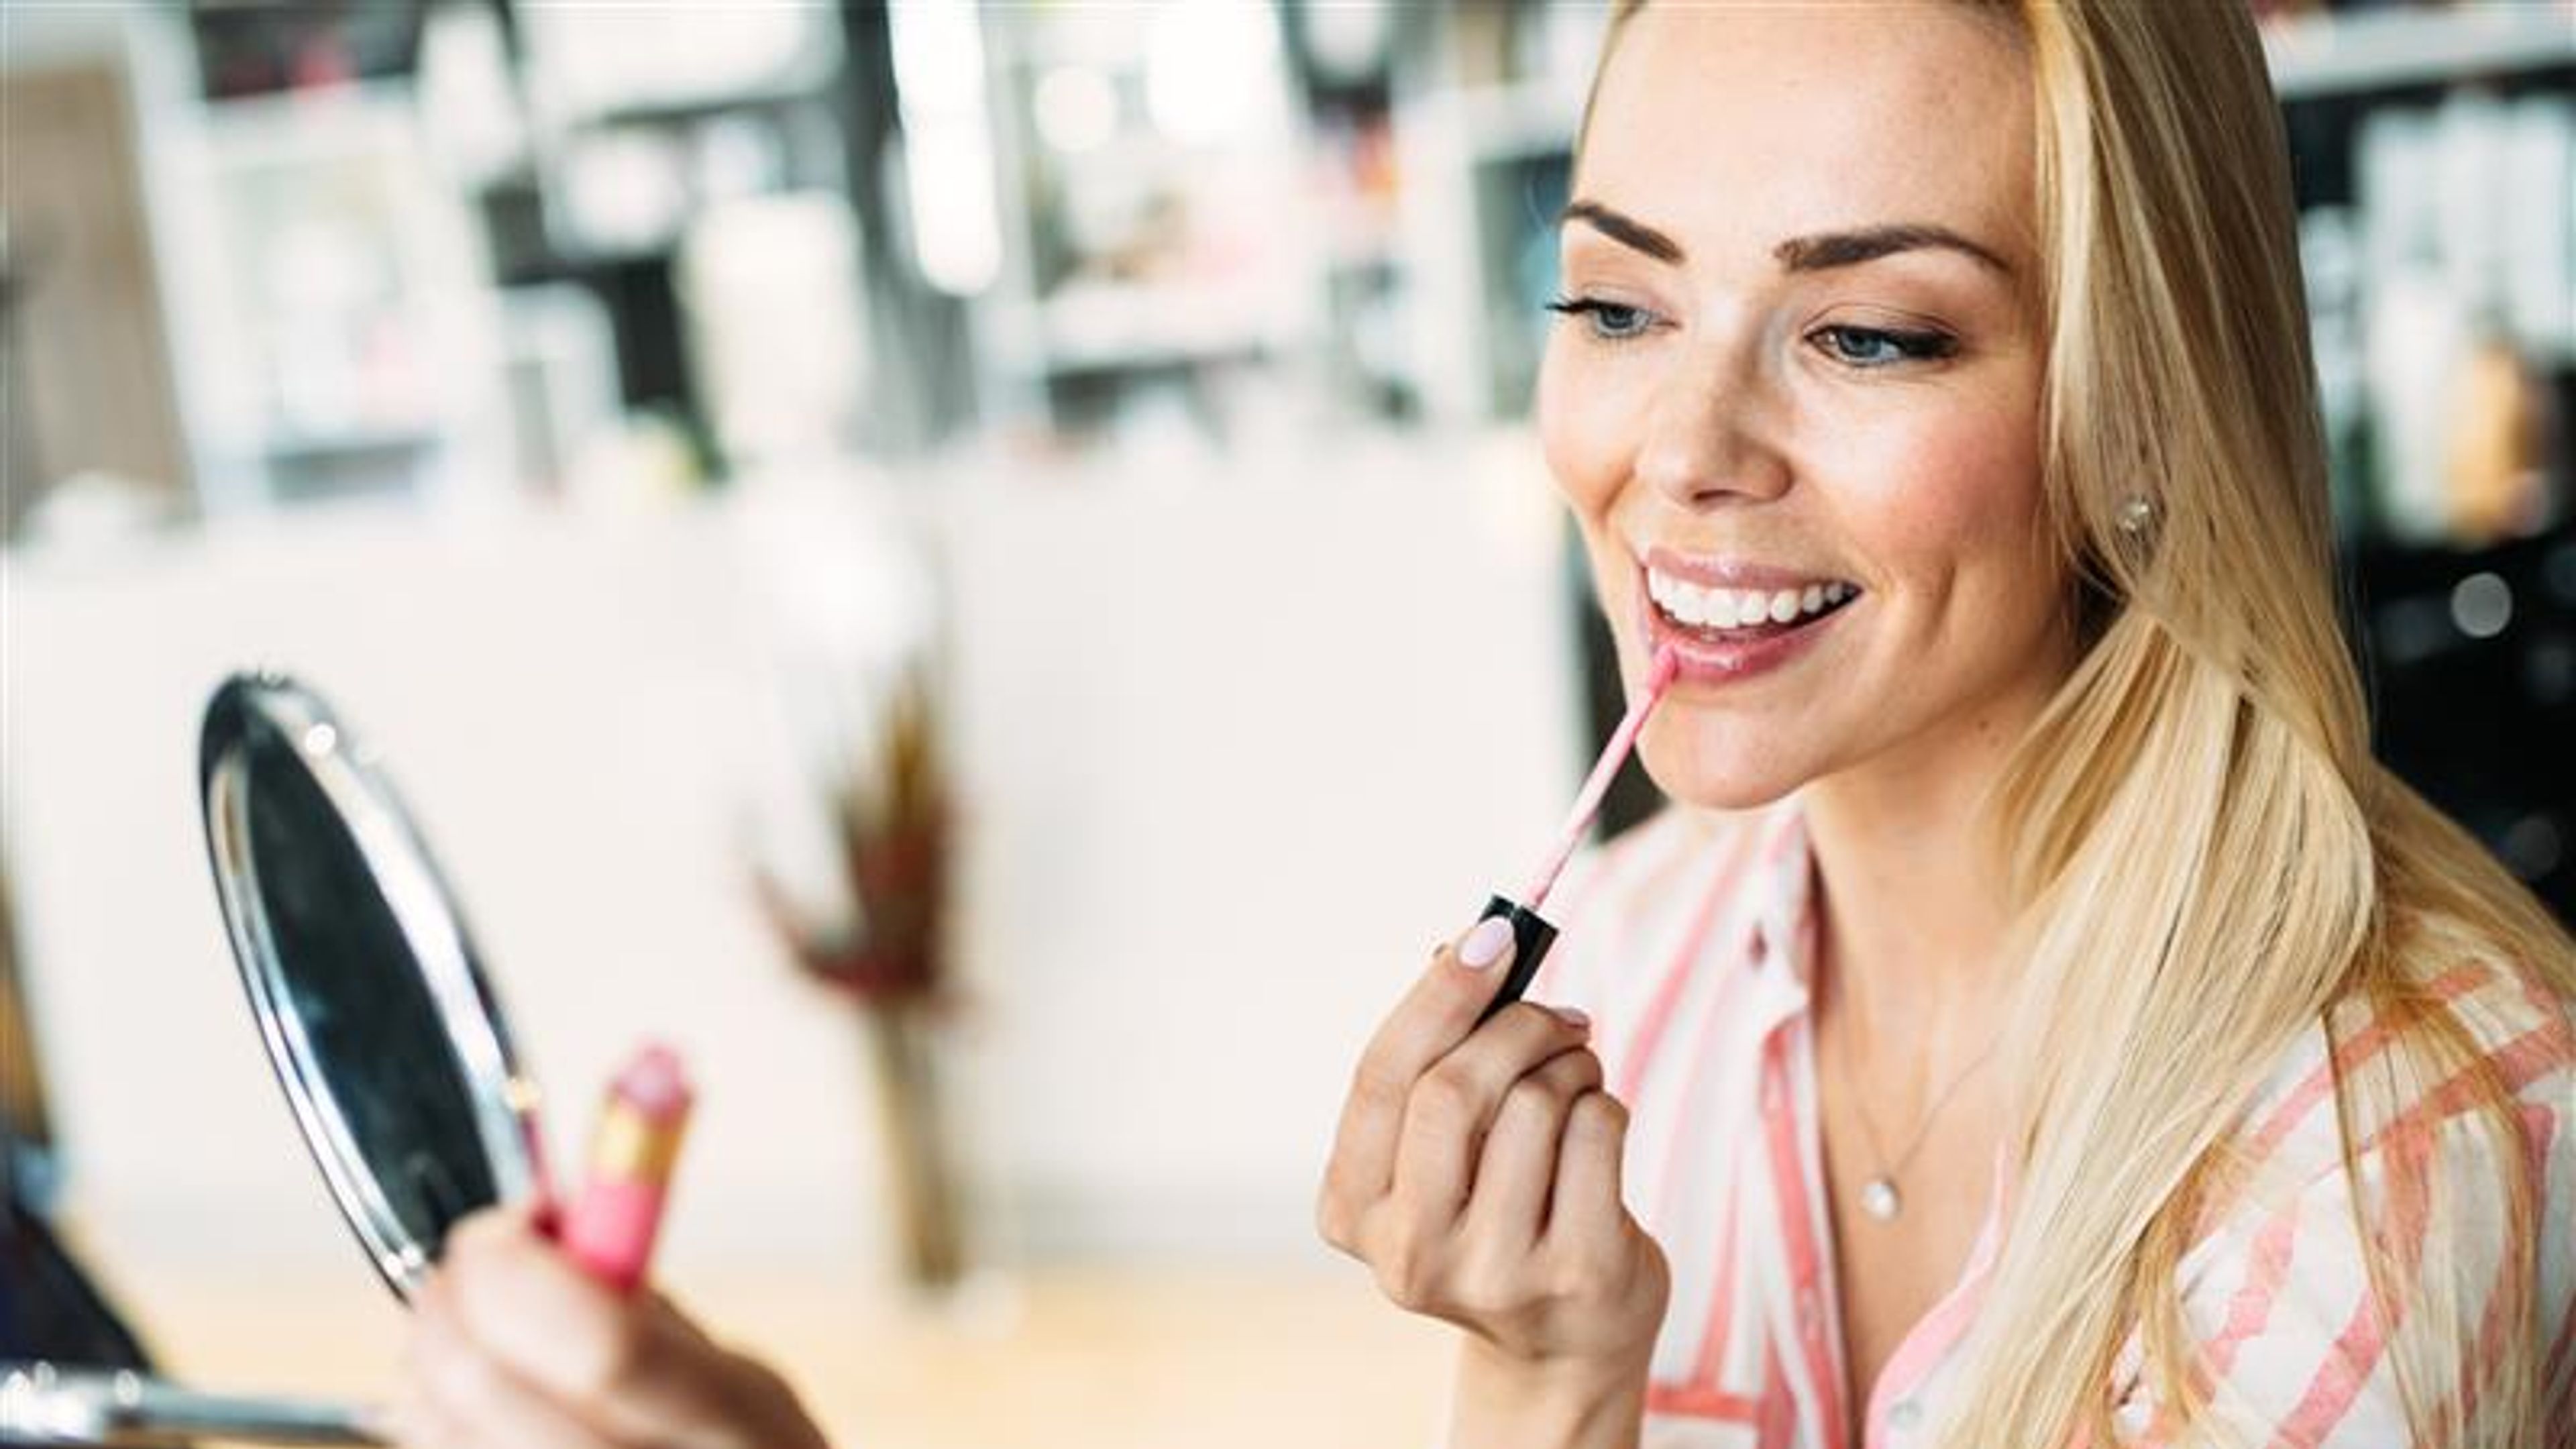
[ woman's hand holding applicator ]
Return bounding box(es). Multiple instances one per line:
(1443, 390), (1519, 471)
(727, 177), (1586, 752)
(1316, 647), (1680, 1449)
(1316, 919), (1671, 1449)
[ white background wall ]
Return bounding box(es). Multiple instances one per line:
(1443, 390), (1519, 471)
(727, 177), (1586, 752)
(1, 432), (1589, 1316)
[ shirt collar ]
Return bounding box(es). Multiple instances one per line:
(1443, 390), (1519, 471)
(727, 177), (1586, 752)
(1742, 795), (1823, 1004)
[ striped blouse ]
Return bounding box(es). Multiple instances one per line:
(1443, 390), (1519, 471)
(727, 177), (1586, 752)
(1529, 795), (2575, 1448)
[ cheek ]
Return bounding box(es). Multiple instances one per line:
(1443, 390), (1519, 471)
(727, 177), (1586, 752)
(1536, 339), (1633, 523)
(1833, 396), (2049, 605)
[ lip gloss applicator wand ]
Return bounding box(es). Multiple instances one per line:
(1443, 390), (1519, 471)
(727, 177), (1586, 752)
(1473, 644), (1680, 1023)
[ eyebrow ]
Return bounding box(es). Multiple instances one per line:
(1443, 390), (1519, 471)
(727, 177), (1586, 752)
(1561, 199), (1684, 262)
(1561, 199), (2014, 280)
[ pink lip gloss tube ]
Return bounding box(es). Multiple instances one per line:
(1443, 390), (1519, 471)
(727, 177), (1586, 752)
(560, 1043), (693, 1293)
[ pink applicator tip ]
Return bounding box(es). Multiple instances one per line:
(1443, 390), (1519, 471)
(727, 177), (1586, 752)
(1645, 643), (1680, 696)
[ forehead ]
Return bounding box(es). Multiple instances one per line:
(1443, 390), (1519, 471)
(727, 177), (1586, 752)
(1577, 2), (2035, 264)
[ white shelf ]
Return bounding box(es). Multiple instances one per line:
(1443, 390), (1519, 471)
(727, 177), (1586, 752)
(1018, 278), (1300, 374)
(195, 79), (425, 172)
(2265, 5), (2576, 101)
(264, 427), (440, 460)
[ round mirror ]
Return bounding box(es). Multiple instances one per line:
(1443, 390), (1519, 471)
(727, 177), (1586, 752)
(198, 673), (550, 1299)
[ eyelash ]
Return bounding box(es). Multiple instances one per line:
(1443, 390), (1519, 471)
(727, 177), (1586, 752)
(1544, 296), (1959, 369)
(1545, 296), (1658, 341)
(1811, 323), (1959, 368)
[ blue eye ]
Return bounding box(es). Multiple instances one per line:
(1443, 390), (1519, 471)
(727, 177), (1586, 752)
(1546, 296), (1657, 341)
(1811, 324), (1957, 368)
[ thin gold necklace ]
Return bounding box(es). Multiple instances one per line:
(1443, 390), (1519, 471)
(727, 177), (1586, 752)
(1835, 1025), (2000, 1222)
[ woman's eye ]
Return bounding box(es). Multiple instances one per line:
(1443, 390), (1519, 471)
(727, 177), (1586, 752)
(1546, 296), (1657, 341)
(1809, 324), (1957, 368)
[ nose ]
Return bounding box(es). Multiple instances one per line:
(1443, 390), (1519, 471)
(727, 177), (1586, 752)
(1631, 352), (1793, 510)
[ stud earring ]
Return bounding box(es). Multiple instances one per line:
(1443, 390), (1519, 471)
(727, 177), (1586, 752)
(2116, 494), (2156, 536)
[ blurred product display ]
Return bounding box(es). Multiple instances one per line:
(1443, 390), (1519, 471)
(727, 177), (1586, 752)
(2265, 6), (2575, 924)
(678, 194), (873, 470)
(2353, 533), (2576, 920)
(180, 83), (512, 511)
(0, 1), (2563, 510)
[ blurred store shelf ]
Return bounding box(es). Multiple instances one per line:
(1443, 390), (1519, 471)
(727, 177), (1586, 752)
(2265, 3), (2576, 101)
(2351, 529), (2576, 922)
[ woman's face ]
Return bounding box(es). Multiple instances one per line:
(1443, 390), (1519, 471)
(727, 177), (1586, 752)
(1541, 1), (2068, 810)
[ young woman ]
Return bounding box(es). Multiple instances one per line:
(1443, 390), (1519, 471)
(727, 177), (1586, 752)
(1316, 3), (2573, 1446)
(394, 3), (2573, 1446)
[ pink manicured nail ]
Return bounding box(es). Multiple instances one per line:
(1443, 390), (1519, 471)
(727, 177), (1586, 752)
(1458, 916), (1515, 970)
(1551, 1006), (1591, 1030)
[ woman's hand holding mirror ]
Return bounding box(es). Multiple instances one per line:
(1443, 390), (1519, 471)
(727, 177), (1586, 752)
(388, 1210), (829, 1449)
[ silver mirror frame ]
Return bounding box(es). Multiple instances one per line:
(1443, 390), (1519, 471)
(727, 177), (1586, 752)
(198, 672), (547, 1300)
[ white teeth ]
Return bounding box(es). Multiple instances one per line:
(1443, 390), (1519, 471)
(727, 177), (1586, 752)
(1644, 566), (1858, 631)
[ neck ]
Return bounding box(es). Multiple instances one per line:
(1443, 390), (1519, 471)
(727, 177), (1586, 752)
(1803, 665), (2067, 1051)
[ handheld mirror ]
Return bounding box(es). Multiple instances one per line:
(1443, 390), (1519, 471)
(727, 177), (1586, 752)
(3, 673), (552, 1444)
(198, 671), (552, 1296)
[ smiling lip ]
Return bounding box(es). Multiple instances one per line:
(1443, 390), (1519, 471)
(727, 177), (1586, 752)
(1635, 557), (1858, 686)
(1639, 547), (1852, 592)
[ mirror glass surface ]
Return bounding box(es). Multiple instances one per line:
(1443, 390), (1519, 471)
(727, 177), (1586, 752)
(240, 717), (498, 1254)
(200, 675), (541, 1298)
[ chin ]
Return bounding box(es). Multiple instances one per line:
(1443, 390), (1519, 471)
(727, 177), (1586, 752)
(1636, 725), (1815, 814)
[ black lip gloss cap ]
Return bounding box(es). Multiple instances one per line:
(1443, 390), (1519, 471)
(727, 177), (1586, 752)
(1473, 894), (1560, 1024)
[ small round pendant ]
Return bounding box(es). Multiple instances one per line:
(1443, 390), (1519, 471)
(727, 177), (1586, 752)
(1860, 1176), (1902, 1220)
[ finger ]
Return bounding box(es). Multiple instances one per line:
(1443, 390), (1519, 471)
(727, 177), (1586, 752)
(376, 1377), (453, 1449)
(1323, 916), (1527, 1216)
(439, 1211), (737, 1443)
(383, 1391), (462, 1449)
(439, 1210), (639, 1399)
(407, 1273), (622, 1449)
(1546, 1089), (1635, 1245)
(1388, 1002), (1595, 1222)
(1461, 1044), (1605, 1248)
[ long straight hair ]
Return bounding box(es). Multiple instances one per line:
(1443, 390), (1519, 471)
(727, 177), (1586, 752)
(1585, 4), (2576, 1444)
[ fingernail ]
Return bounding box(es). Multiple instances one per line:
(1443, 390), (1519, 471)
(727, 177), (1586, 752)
(1551, 1005), (1591, 1030)
(1458, 916), (1515, 970)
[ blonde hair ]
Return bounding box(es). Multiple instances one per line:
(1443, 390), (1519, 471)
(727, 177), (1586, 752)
(1586, 3), (2576, 1445)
